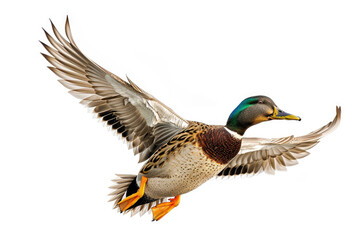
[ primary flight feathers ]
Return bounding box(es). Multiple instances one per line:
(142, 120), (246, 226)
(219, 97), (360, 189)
(41, 17), (188, 163)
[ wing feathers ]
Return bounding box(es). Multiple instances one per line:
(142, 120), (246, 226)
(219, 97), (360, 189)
(64, 17), (77, 46)
(42, 17), (188, 162)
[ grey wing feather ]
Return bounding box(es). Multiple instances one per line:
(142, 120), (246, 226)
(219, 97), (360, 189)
(218, 106), (341, 177)
(41, 17), (188, 162)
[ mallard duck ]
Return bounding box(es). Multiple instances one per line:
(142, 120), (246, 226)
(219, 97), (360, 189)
(41, 17), (341, 221)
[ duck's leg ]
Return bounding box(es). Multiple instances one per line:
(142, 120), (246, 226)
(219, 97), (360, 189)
(118, 176), (148, 212)
(151, 195), (181, 221)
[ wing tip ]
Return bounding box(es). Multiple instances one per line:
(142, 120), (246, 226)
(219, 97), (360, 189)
(49, 18), (56, 30)
(336, 105), (341, 123)
(65, 15), (76, 45)
(328, 105), (341, 133)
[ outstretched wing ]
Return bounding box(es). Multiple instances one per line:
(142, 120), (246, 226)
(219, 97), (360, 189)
(41, 17), (188, 162)
(218, 106), (341, 177)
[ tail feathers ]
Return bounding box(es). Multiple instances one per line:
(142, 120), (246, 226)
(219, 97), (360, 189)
(108, 174), (135, 208)
(108, 174), (166, 217)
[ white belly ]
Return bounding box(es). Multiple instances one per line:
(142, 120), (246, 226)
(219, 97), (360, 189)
(143, 144), (224, 199)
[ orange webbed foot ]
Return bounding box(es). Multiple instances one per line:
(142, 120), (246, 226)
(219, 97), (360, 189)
(151, 195), (181, 221)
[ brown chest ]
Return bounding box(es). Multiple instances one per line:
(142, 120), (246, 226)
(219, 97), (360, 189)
(196, 127), (242, 164)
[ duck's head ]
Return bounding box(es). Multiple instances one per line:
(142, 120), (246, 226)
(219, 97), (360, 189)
(225, 95), (301, 136)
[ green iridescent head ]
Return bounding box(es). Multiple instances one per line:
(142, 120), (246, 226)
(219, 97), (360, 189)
(226, 96), (301, 135)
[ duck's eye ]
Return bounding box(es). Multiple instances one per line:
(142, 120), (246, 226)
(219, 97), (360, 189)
(258, 100), (263, 104)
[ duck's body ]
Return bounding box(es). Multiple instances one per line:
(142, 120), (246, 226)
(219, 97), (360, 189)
(41, 17), (341, 221)
(140, 122), (241, 199)
(144, 142), (221, 199)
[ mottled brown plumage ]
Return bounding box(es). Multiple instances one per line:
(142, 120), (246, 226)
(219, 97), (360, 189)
(139, 122), (199, 175)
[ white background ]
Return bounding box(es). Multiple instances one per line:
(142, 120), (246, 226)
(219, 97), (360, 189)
(1, 1), (359, 239)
